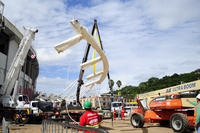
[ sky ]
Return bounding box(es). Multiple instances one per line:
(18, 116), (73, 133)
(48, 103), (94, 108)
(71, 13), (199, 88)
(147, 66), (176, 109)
(2, 0), (200, 98)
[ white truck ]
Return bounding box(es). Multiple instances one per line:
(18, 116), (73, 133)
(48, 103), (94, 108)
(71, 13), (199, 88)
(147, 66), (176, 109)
(16, 95), (44, 115)
(16, 95), (30, 109)
(12, 95), (42, 123)
(111, 101), (122, 117)
(0, 27), (38, 126)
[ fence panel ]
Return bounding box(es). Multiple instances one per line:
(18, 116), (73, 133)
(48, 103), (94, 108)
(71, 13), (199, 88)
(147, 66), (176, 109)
(42, 119), (108, 133)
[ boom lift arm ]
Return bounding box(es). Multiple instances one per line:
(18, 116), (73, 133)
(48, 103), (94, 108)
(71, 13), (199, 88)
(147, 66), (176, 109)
(135, 95), (146, 114)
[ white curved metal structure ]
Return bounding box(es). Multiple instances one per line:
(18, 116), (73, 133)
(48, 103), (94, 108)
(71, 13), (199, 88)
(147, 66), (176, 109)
(54, 20), (109, 87)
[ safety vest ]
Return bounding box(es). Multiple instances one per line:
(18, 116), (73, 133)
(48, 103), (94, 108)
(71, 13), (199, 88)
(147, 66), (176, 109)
(113, 110), (116, 113)
(86, 122), (101, 128)
(79, 110), (101, 129)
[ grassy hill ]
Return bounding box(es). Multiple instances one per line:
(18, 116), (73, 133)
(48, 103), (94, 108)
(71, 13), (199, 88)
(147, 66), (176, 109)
(114, 69), (200, 98)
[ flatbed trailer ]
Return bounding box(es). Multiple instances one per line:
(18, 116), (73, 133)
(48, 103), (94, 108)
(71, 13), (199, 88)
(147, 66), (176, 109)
(0, 107), (31, 123)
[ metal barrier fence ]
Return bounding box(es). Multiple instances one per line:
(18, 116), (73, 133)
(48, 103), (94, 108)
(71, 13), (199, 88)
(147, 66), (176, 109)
(42, 119), (109, 133)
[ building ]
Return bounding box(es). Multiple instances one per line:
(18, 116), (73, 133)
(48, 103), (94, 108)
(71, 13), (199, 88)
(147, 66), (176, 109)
(80, 93), (134, 109)
(0, 13), (39, 100)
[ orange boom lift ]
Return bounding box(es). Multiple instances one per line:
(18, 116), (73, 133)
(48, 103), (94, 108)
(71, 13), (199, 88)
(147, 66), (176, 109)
(130, 80), (200, 132)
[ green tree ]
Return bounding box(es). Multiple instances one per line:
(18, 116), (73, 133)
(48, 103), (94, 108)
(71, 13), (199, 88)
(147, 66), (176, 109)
(118, 68), (200, 99)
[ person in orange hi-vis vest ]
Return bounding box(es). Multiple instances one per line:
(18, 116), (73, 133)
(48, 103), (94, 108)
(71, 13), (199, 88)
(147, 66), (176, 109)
(121, 107), (125, 120)
(113, 109), (116, 120)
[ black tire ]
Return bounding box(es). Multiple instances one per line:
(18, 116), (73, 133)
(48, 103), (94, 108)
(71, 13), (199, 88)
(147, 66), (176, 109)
(130, 113), (144, 128)
(17, 112), (29, 124)
(170, 113), (189, 133)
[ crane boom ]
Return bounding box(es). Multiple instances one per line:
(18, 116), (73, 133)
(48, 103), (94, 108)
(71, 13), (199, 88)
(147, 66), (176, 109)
(0, 28), (38, 107)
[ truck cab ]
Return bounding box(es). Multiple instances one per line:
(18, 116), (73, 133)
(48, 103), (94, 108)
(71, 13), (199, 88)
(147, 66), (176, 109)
(125, 102), (138, 117)
(16, 95), (30, 109)
(111, 101), (122, 112)
(30, 101), (42, 115)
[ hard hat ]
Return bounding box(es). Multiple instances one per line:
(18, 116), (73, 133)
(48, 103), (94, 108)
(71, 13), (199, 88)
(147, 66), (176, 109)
(83, 100), (92, 109)
(197, 94), (200, 99)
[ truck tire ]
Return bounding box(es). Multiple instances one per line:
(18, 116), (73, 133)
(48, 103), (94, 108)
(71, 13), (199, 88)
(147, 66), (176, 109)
(20, 115), (29, 124)
(170, 113), (189, 133)
(16, 112), (29, 124)
(130, 113), (144, 128)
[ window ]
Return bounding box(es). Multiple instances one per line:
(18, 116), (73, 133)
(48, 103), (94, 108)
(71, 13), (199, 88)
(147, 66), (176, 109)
(112, 103), (122, 107)
(166, 95), (180, 99)
(19, 97), (23, 101)
(153, 96), (165, 102)
(32, 102), (38, 107)
(23, 96), (29, 102)
(0, 31), (9, 55)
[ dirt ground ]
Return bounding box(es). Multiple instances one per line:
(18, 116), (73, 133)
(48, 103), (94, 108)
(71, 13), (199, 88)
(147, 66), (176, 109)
(102, 119), (174, 133)
(1, 118), (195, 133)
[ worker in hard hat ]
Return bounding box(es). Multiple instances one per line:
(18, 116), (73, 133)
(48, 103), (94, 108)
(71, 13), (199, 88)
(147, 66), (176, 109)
(121, 106), (125, 120)
(79, 100), (101, 133)
(187, 94), (200, 133)
(113, 109), (116, 120)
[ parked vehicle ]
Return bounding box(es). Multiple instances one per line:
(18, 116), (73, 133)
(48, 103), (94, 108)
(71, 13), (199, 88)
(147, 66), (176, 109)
(124, 102), (138, 117)
(130, 80), (200, 132)
(111, 101), (122, 117)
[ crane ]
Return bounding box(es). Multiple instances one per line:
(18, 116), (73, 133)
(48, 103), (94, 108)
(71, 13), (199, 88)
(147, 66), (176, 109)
(55, 19), (109, 107)
(0, 28), (38, 108)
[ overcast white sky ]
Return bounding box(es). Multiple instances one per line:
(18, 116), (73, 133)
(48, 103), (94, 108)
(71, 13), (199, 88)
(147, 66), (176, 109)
(2, 0), (200, 97)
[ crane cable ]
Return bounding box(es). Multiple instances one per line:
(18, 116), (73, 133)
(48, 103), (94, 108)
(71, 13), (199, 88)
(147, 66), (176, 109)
(65, 101), (79, 124)
(65, 83), (95, 124)
(64, 79), (79, 124)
